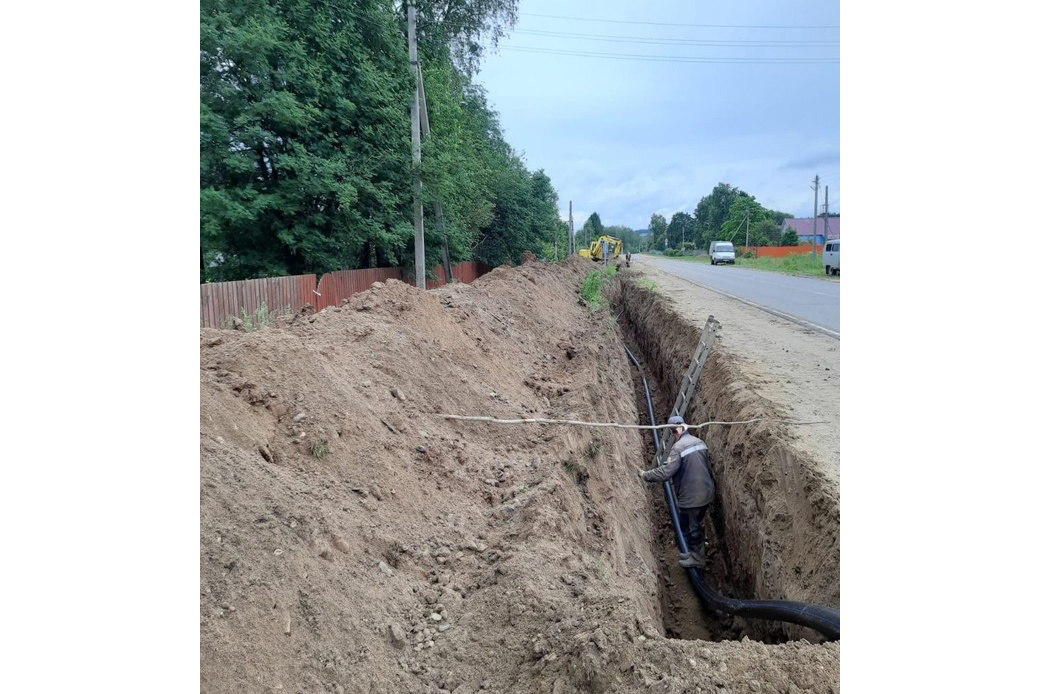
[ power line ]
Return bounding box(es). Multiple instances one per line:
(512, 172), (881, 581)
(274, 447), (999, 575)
(519, 12), (840, 30)
(513, 28), (839, 48)
(501, 45), (839, 64)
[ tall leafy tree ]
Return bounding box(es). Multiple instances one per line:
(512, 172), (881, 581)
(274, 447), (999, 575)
(201, 0), (414, 281)
(415, 0), (519, 75)
(201, 0), (563, 281)
(648, 213), (667, 251)
(720, 196), (786, 247)
(691, 183), (749, 248)
(666, 211), (694, 250)
(579, 212), (604, 249)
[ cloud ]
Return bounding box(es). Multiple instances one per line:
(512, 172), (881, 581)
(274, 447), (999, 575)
(782, 151), (841, 171)
(476, 0), (840, 228)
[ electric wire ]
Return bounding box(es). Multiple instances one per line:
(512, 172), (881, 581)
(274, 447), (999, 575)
(519, 12), (840, 30)
(501, 45), (838, 64)
(512, 28), (839, 48)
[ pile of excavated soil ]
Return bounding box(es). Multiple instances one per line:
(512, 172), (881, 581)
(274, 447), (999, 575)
(200, 257), (839, 694)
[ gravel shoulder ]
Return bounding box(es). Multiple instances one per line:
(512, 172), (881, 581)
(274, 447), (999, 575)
(631, 262), (839, 483)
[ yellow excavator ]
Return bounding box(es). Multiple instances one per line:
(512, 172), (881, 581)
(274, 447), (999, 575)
(578, 235), (623, 262)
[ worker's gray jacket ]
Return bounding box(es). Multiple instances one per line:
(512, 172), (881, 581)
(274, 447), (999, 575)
(643, 432), (714, 508)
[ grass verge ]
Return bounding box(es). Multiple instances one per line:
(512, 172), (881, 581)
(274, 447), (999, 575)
(665, 252), (834, 278)
(580, 269), (603, 311)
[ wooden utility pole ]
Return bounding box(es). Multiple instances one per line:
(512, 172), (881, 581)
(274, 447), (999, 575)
(823, 186), (830, 243)
(415, 62), (452, 283)
(554, 217), (558, 261)
(407, 0), (426, 289)
(745, 208), (750, 249)
(569, 201), (574, 255)
(811, 175), (820, 257)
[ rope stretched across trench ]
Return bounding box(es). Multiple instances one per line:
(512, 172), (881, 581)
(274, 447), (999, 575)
(436, 414), (826, 430)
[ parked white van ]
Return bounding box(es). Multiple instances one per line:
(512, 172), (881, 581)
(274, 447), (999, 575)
(823, 239), (840, 275)
(709, 241), (736, 265)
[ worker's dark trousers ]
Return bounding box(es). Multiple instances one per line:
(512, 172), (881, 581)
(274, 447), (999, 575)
(678, 505), (708, 552)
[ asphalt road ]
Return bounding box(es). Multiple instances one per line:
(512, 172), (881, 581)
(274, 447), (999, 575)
(639, 255), (840, 337)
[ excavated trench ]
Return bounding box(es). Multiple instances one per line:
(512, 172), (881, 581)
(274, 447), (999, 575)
(621, 339), (739, 643)
(607, 274), (841, 644)
(200, 261), (840, 694)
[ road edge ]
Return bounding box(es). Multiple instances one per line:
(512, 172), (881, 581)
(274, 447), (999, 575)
(640, 260), (840, 340)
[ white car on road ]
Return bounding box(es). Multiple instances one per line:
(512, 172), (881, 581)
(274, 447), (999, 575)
(709, 241), (736, 265)
(823, 239), (840, 276)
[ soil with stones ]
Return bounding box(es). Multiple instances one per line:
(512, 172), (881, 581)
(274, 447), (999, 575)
(200, 256), (839, 694)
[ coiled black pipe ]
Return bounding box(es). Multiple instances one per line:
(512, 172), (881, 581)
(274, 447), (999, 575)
(623, 345), (840, 641)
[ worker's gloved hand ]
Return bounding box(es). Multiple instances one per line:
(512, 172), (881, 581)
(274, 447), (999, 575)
(638, 470), (649, 481)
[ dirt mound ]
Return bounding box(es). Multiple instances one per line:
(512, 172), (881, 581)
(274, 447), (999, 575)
(200, 258), (839, 693)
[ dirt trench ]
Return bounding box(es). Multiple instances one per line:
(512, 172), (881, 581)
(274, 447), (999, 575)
(200, 258), (839, 694)
(611, 274), (841, 643)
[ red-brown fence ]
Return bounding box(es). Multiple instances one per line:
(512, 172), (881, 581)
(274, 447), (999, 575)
(200, 261), (491, 328)
(738, 245), (822, 258)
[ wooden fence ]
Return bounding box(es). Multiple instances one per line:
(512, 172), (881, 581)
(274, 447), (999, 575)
(200, 261), (492, 328)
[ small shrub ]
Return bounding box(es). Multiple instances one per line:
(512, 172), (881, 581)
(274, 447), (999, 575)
(585, 438), (603, 458)
(593, 554), (608, 580)
(255, 302), (272, 327)
(311, 438), (328, 460)
(239, 307), (255, 332)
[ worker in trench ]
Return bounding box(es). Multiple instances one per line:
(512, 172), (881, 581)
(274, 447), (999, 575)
(638, 415), (715, 568)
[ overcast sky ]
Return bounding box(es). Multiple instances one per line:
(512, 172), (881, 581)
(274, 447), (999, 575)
(474, 0), (840, 229)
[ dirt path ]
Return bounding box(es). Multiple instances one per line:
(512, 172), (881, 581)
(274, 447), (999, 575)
(629, 263), (839, 484)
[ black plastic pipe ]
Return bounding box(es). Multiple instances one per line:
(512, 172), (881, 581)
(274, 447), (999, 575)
(623, 345), (840, 641)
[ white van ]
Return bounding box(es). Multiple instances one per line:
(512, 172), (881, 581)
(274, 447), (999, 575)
(823, 239), (840, 276)
(709, 241), (736, 265)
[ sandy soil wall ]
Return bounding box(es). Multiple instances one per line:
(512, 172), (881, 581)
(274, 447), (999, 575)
(615, 275), (840, 641)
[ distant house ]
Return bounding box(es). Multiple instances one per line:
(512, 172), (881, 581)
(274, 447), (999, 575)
(781, 217), (840, 246)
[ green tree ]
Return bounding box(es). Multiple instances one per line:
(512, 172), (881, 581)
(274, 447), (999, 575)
(648, 213), (667, 251)
(720, 197), (762, 245)
(415, 0), (519, 75)
(580, 212), (604, 249)
(201, 0), (561, 281)
(719, 196), (791, 247)
(666, 211), (694, 251)
(691, 183), (750, 249)
(419, 48), (564, 269)
(780, 229), (799, 246)
(200, 0), (415, 281)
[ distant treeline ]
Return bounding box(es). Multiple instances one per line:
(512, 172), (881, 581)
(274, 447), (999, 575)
(582, 182), (816, 253)
(201, 0), (567, 282)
